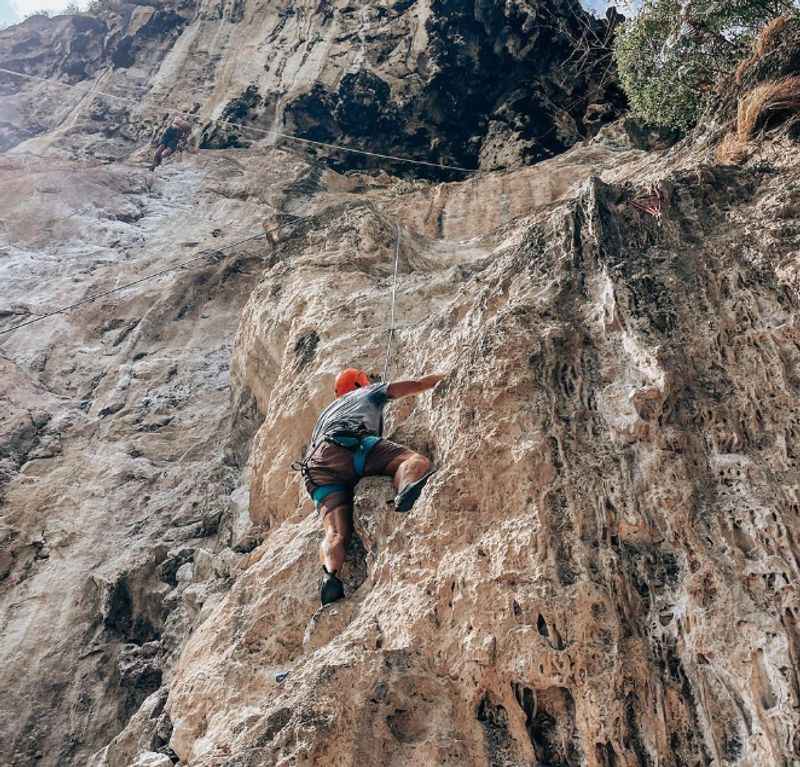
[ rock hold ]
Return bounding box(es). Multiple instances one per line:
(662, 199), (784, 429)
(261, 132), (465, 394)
(129, 752), (172, 767)
(2, 4), (800, 767)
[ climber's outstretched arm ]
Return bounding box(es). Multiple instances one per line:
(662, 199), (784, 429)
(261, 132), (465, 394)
(387, 374), (445, 399)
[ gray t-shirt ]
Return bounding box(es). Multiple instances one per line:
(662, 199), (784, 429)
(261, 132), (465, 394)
(310, 383), (390, 446)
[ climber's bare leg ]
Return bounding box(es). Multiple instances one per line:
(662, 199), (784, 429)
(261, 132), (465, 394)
(386, 450), (431, 492)
(363, 441), (435, 513)
(320, 504), (353, 574)
(150, 145), (167, 170)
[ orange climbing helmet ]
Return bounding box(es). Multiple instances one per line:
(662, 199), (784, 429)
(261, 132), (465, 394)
(334, 368), (370, 397)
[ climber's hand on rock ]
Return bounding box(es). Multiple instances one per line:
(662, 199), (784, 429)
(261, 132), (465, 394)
(387, 373), (446, 399)
(424, 373), (446, 389)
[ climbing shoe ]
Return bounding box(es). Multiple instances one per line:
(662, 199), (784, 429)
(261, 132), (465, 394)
(394, 469), (436, 513)
(320, 567), (345, 606)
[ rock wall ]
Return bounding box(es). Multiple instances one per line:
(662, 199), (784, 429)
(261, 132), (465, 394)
(159, 153), (800, 767)
(2, 2), (800, 767)
(0, 153), (270, 765)
(0, 0), (623, 172)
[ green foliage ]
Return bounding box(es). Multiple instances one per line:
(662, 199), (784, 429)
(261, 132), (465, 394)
(614, 0), (800, 130)
(24, 3), (86, 20)
(86, 0), (117, 14)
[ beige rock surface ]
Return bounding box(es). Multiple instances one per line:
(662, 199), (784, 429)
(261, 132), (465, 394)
(3, 136), (800, 767)
(0, 150), (279, 765)
(2, 3), (800, 767)
(159, 153), (800, 767)
(0, 0), (623, 171)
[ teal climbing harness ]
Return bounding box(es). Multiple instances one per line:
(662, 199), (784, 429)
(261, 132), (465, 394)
(328, 434), (381, 476)
(311, 482), (349, 505)
(292, 431), (382, 508)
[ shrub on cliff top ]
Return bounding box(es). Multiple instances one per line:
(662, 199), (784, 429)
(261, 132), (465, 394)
(86, 0), (117, 15)
(614, 0), (800, 130)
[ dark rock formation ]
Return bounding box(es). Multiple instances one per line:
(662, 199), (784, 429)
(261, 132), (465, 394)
(1, 0), (624, 174)
(278, 0), (627, 175)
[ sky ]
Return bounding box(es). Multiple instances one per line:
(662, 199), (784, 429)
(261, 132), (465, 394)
(583, 0), (613, 12)
(0, 0), (636, 28)
(582, 0), (641, 14)
(0, 0), (88, 26)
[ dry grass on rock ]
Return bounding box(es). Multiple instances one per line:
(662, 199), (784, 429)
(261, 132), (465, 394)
(737, 75), (800, 140)
(716, 131), (750, 164)
(717, 74), (800, 163)
(735, 15), (793, 85)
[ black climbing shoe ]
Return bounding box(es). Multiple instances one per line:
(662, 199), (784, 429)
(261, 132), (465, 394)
(394, 469), (436, 513)
(320, 567), (345, 606)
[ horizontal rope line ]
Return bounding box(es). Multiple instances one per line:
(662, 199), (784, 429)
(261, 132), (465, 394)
(0, 231), (266, 337)
(0, 66), (477, 174)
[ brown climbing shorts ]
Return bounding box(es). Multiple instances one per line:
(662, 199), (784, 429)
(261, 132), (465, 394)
(303, 439), (411, 517)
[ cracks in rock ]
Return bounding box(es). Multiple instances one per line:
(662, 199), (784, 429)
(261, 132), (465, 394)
(530, 686), (581, 767)
(511, 682), (537, 743)
(102, 572), (161, 646)
(473, 682), (581, 767)
(157, 547), (194, 589)
(0, 397), (62, 516)
(476, 693), (518, 767)
(624, 693), (653, 767)
(536, 613), (567, 651)
(338, 528), (369, 598)
(649, 643), (714, 766)
(595, 741), (620, 767)
(292, 330), (320, 370)
(117, 641), (163, 720)
(225, 386), (261, 469)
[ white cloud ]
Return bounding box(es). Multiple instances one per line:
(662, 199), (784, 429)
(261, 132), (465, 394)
(12, 0), (88, 15)
(0, 0), (18, 24)
(581, 0), (641, 15)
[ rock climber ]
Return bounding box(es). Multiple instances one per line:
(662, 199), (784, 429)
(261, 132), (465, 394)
(149, 116), (191, 171)
(296, 368), (444, 605)
(262, 215), (280, 251)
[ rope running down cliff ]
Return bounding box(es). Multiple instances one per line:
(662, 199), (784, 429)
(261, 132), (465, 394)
(0, 63), (606, 180)
(0, 67), (477, 174)
(382, 223), (402, 382)
(0, 231), (266, 337)
(0, 67), (601, 340)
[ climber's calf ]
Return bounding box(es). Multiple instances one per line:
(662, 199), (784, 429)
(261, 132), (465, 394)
(294, 369), (443, 606)
(150, 117), (191, 171)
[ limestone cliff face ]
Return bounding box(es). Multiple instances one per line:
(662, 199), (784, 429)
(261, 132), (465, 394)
(2, 3), (800, 767)
(0, 0), (622, 172)
(160, 151), (800, 767)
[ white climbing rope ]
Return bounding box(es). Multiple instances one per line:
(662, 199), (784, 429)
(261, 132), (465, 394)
(382, 223), (402, 382)
(0, 67), (477, 174)
(0, 231), (266, 337)
(0, 64), (612, 345)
